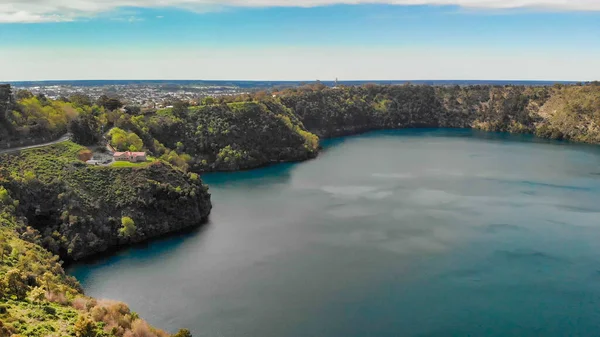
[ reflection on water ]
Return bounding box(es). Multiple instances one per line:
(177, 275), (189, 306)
(69, 129), (600, 337)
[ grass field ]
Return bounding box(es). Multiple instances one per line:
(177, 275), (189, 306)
(111, 156), (156, 168)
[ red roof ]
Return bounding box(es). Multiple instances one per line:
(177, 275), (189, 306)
(114, 151), (146, 157)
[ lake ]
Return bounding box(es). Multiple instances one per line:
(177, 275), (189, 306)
(68, 129), (600, 337)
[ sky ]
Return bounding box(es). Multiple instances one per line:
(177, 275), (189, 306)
(0, 0), (599, 81)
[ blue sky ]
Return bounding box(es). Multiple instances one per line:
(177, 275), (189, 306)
(1, 1), (599, 81)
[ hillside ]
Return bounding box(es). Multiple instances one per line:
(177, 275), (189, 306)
(277, 83), (600, 142)
(4, 83), (599, 174)
(0, 141), (210, 336)
(0, 189), (194, 337)
(142, 100), (319, 172)
(0, 142), (212, 261)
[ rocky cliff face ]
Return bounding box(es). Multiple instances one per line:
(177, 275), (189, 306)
(277, 84), (600, 145)
(0, 142), (212, 261)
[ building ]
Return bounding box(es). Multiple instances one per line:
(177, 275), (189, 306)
(113, 151), (147, 163)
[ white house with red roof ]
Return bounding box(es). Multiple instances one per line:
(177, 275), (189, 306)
(113, 151), (147, 163)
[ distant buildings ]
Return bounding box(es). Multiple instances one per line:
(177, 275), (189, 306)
(13, 84), (248, 108)
(114, 151), (147, 163)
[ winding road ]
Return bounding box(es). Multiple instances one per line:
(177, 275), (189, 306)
(0, 133), (71, 155)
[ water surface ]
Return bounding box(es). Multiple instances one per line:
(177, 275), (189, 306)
(69, 129), (600, 337)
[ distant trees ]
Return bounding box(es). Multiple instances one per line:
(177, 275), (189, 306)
(172, 100), (189, 117)
(15, 89), (33, 101)
(69, 94), (92, 107)
(0, 84), (11, 121)
(124, 105), (141, 115)
(97, 95), (123, 111)
(8, 96), (77, 138)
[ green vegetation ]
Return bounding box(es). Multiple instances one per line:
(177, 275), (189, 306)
(110, 161), (151, 168)
(1, 82), (599, 336)
(108, 127), (144, 152)
(0, 136), (208, 335)
(9, 83), (599, 174)
(0, 185), (187, 336)
(3, 83), (600, 175)
(118, 217), (136, 238)
(145, 100), (319, 171)
(0, 141), (212, 260)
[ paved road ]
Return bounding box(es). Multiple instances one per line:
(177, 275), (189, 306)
(0, 133), (71, 155)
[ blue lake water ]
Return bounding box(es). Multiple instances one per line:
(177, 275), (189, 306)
(68, 129), (600, 337)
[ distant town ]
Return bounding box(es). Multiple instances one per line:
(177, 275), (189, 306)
(10, 79), (581, 110)
(13, 83), (249, 109)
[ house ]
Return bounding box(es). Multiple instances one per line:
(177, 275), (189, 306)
(113, 151), (147, 163)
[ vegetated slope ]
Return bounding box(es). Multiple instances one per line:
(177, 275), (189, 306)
(128, 100), (319, 172)
(277, 83), (600, 142)
(277, 84), (548, 136)
(0, 142), (212, 261)
(0, 189), (192, 337)
(534, 85), (600, 142)
(4, 83), (600, 176)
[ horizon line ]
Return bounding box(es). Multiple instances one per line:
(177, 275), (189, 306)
(3, 79), (587, 84)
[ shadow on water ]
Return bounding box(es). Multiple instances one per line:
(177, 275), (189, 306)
(324, 128), (598, 146)
(66, 222), (213, 278)
(202, 161), (299, 187)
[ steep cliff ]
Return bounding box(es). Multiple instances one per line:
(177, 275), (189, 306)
(277, 84), (559, 138)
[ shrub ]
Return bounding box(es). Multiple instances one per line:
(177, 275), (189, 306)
(42, 305), (56, 315)
(74, 315), (97, 337)
(173, 329), (192, 337)
(119, 217), (137, 238)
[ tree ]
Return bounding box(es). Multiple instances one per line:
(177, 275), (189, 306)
(105, 98), (123, 111)
(69, 112), (100, 145)
(124, 105), (141, 115)
(15, 89), (33, 101)
(5, 269), (28, 299)
(108, 127), (143, 151)
(0, 84), (11, 121)
(202, 97), (215, 105)
(119, 217), (137, 238)
(172, 100), (189, 117)
(69, 93), (92, 107)
(97, 95), (123, 111)
(0, 235), (11, 261)
(74, 315), (97, 337)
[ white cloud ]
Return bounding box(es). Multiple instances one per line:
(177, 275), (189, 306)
(0, 0), (599, 23)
